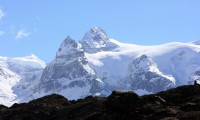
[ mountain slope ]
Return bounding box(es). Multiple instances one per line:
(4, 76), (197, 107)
(0, 63), (20, 107)
(128, 54), (176, 93)
(0, 55), (45, 106)
(86, 39), (200, 85)
(34, 36), (103, 100)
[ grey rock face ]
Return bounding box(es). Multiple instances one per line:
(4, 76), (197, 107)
(41, 60), (89, 81)
(38, 36), (103, 97)
(56, 36), (85, 62)
(128, 55), (176, 93)
(130, 72), (175, 93)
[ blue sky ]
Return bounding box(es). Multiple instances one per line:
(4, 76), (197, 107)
(0, 0), (200, 62)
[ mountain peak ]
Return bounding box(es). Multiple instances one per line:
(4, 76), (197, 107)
(89, 26), (107, 34)
(58, 36), (81, 51)
(61, 36), (78, 48)
(80, 27), (110, 52)
(66, 35), (72, 40)
(86, 26), (109, 42)
(56, 36), (83, 59)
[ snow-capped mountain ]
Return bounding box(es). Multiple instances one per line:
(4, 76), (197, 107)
(0, 55), (45, 106)
(128, 54), (176, 93)
(1, 27), (200, 106)
(35, 36), (103, 100)
(80, 26), (118, 53)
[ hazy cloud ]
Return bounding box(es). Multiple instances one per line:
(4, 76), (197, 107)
(0, 30), (4, 36)
(15, 30), (31, 40)
(0, 9), (5, 20)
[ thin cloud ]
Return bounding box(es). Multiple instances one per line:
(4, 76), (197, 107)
(0, 30), (4, 36)
(15, 30), (31, 40)
(0, 9), (5, 20)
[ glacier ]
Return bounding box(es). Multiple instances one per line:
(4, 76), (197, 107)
(0, 54), (45, 106)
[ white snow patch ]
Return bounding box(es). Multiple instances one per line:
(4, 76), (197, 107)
(135, 89), (153, 96)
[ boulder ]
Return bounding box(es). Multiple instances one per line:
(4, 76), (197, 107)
(106, 91), (142, 112)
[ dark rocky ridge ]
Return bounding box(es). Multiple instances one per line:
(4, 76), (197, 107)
(1, 85), (200, 120)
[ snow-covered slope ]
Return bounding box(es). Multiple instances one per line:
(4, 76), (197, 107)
(86, 38), (200, 94)
(0, 55), (45, 106)
(0, 63), (20, 106)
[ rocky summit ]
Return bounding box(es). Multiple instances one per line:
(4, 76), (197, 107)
(1, 84), (200, 120)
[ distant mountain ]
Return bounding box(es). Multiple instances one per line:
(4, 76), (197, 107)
(0, 54), (45, 106)
(1, 27), (200, 106)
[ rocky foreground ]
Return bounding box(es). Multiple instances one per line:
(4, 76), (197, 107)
(1, 85), (200, 120)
